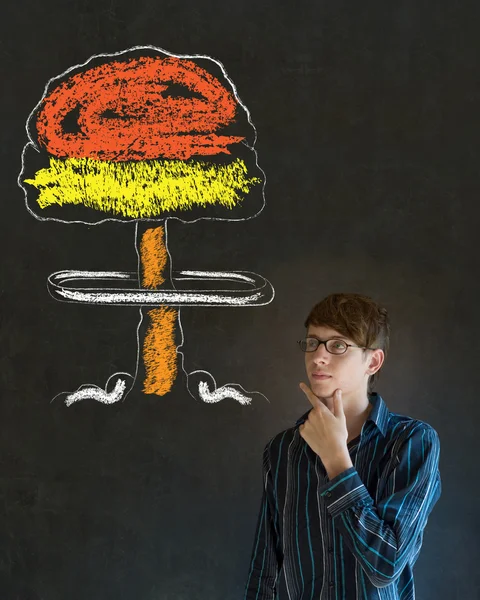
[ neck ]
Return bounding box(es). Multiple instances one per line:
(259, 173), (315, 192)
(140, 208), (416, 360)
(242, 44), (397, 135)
(343, 392), (373, 440)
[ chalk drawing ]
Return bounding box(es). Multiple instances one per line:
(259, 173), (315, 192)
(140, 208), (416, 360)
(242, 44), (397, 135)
(19, 46), (274, 406)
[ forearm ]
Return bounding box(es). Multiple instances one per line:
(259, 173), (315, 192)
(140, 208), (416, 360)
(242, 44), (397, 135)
(318, 466), (441, 587)
(320, 467), (406, 586)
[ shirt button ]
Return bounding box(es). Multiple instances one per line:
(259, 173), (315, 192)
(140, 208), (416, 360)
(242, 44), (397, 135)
(328, 547), (334, 554)
(329, 581), (335, 587)
(326, 491), (332, 497)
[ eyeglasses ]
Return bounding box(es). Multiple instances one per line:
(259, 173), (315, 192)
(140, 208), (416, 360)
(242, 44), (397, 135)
(297, 337), (375, 355)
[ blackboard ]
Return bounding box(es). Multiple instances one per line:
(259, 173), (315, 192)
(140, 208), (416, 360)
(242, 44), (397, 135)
(1, 2), (478, 599)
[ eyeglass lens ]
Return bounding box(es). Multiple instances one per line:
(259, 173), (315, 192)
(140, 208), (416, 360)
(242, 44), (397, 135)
(301, 338), (348, 354)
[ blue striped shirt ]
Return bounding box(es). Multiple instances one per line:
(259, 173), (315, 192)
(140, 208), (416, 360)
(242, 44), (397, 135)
(244, 393), (441, 600)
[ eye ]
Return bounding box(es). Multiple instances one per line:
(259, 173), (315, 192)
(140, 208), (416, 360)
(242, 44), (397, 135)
(328, 339), (347, 353)
(305, 337), (319, 351)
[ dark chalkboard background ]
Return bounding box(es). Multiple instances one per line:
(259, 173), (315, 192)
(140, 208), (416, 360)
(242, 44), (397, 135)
(1, 1), (479, 599)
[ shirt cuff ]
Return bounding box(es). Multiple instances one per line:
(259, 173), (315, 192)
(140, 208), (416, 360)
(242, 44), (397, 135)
(318, 467), (373, 519)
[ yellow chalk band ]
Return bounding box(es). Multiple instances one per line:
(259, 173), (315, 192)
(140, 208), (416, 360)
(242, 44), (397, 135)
(24, 156), (261, 218)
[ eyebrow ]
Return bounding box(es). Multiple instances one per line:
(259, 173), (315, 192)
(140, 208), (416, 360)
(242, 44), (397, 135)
(306, 334), (350, 342)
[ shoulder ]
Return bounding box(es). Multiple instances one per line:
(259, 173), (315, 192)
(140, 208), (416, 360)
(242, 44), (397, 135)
(388, 412), (440, 441)
(385, 413), (441, 460)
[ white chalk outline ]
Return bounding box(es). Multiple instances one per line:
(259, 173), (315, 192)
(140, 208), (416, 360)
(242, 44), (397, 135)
(18, 46), (274, 406)
(46, 269), (273, 306)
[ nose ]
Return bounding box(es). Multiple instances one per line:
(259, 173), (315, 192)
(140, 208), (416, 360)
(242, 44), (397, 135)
(312, 342), (330, 363)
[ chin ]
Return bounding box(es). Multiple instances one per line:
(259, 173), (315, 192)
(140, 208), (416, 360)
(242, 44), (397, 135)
(310, 381), (334, 399)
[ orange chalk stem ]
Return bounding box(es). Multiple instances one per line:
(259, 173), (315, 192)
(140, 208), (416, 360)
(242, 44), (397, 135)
(139, 224), (178, 395)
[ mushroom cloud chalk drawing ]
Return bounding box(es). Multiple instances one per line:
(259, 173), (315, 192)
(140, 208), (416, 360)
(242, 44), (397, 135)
(18, 45), (274, 407)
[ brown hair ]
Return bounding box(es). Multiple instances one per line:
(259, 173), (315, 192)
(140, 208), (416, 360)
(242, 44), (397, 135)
(304, 293), (390, 392)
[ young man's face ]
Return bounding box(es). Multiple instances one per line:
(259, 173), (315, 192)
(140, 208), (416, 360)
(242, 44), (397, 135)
(304, 324), (382, 402)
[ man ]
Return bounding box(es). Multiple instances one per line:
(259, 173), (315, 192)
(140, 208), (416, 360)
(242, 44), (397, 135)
(244, 293), (441, 599)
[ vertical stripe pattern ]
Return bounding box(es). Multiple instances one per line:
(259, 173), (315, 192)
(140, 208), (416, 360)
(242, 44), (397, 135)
(244, 393), (441, 600)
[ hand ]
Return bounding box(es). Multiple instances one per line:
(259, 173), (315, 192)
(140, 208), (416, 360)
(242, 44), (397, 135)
(298, 383), (353, 477)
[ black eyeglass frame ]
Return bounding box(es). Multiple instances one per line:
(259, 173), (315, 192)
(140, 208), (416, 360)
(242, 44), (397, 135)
(297, 337), (376, 354)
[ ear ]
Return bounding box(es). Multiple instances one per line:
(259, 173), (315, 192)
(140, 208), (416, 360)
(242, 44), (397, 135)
(366, 349), (385, 375)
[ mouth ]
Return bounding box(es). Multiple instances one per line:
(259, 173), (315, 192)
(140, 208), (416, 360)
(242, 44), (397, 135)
(311, 373), (331, 381)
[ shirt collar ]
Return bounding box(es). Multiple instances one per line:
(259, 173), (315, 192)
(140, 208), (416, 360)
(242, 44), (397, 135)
(295, 392), (390, 437)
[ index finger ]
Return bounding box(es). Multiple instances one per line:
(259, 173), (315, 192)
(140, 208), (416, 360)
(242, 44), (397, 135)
(299, 382), (322, 409)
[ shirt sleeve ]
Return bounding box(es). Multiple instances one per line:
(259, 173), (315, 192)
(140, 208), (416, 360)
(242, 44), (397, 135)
(317, 423), (442, 588)
(244, 442), (283, 600)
